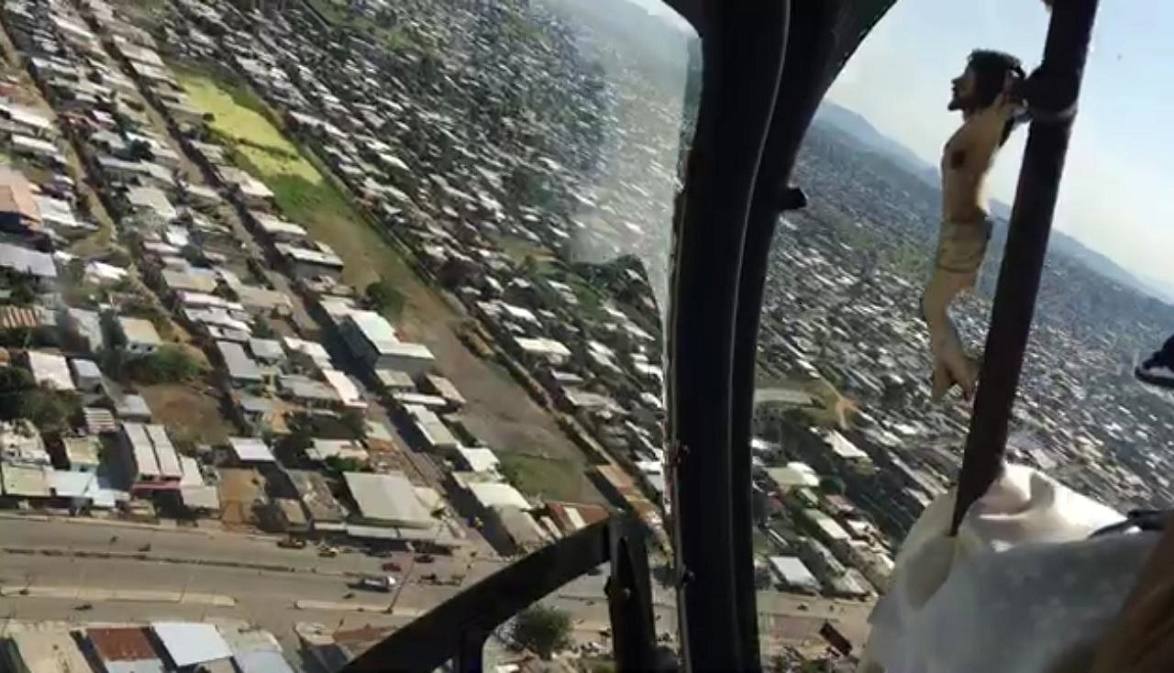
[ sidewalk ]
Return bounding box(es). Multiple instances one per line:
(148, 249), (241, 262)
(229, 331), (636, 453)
(294, 599), (424, 618)
(0, 584), (235, 607)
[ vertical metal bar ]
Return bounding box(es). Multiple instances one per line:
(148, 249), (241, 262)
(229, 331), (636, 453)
(951, 0), (1100, 534)
(669, 3), (789, 670)
(453, 630), (486, 673)
(730, 4), (846, 665)
(606, 518), (657, 671)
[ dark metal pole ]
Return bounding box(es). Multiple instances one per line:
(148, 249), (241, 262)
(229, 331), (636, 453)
(729, 5), (835, 665)
(669, 3), (789, 670)
(731, 1), (896, 662)
(951, 0), (1100, 534)
(606, 518), (657, 671)
(453, 630), (487, 673)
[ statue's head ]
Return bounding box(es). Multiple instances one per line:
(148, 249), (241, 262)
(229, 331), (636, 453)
(949, 49), (1025, 113)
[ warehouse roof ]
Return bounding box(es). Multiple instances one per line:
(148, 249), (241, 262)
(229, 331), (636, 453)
(468, 481), (531, 511)
(0, 242), (55, 278)
(5, 631), (91, 673)
(344, 471), (434, 528)
(229, 436), (275, 463)
(117, 317), (162, 346)
(217, 340), (264, 382)
(27, 350), (75, 391)
(455, 446), (500, 473)
(151, 622), (232, 667)
(345, 310), (397, 352)
(768, 556), (819, 591)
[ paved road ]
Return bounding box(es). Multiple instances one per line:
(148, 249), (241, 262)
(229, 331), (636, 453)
(0, 516), (871, 656)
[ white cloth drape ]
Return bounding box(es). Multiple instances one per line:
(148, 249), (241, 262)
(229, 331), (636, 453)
(859, 463), (1158, 673)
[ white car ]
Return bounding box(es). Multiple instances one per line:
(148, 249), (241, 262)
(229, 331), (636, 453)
(357, 575), (398, 592)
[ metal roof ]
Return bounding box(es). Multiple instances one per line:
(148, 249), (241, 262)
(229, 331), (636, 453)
(767, 556), (819, 591)
(49, 470), (95, 498)
(322, 368), (364, 407)
(515, 336), (571, 358)
(70, 357), (102, 380)
(217, 340), (264, 382)
(151, 622), (232, 667)
(1, 463), (50, 497)
(5, 631), (91, 673)
(146, 424), (182, 479)
(467, 481), (531, 511)
(27, 350), (75, 391)
(0, 241), (57, 278)
(87, 626), (161, 662)
(126, 185), (177, 221)
(248, 338), (284, 361)
(346, 310), (398, 352)
(229, 436), (276, 463)
(286, 469), (346, 523)
(404, 404), (457, 450)
(456, 446), (499, 473)
(344, 470), (434, 528)
(117, 317), (162, 346)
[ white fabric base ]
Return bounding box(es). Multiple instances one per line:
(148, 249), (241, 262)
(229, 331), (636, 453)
(859, 463), (1156, 673)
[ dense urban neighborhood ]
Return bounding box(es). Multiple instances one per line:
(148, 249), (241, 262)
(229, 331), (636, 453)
(0, 0), (1171, 670)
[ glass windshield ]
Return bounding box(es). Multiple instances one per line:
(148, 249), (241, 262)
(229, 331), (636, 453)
(0, 0), (692, 667)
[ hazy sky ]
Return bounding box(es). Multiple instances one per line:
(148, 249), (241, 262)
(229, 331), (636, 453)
(827, 0), (1174, 287)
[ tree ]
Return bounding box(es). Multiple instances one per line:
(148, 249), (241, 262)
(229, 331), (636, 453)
(126, 345), (205, 384)
(274, 430), (313, 466)
(365, 278), (404, 318)
(510, 605), (572, 659)
(0, 367), (80, 433)
(340, 407), (367, 440)
(820, 476), (846, 495)
(323, 455), (366, 474)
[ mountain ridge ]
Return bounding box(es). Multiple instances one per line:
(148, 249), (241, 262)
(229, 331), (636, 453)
(812, 101), (1173, 307)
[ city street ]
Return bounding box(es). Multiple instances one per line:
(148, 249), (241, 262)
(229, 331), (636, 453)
(0, 515), (872, 655)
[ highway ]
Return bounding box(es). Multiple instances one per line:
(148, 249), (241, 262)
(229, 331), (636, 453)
(0, 516), (871, 659)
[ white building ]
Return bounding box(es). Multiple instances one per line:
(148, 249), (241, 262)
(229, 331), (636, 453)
(26, 350), (74, 391)
(767, 555), (820, 594)
(340, 310), (434, 376)
(117, 317), (163, 354)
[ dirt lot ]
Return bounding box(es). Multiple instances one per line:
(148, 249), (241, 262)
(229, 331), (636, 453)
(217, 467), (267, 528)
(139, 382), (237, 446)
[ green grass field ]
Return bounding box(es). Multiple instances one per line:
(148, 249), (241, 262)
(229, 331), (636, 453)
(498, 451), (586, 502)
(177, 69), (411, 293)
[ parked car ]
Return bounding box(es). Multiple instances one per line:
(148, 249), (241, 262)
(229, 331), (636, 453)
(415, 553), (436, 563)
(318, 546), (339, 558)
(278, 537), (307, 549)
(381, 561), (403, 572)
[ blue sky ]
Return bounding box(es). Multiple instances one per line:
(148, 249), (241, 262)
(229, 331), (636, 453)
(827, 0), (1174, 288)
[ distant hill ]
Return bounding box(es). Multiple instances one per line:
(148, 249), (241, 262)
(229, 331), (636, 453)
(814, 102), (936, 186)
(812, 102), (1171, 306)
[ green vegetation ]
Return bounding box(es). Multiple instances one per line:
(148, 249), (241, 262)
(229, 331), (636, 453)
(498, 452), (583, 502)
(0, 366), (81, 434)
(365, 278), (405, 320)
(274, 428), (312, 465)
(324, 455), (368, 474)
(820, 475), (847, 495)
(304, 0), (420, 52)
(176, 67), (413, 290)
(509, 605), (572, 659)
(124, 345), (206, 384)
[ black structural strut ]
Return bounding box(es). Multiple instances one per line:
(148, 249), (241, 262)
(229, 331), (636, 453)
(667, 2), (789, 670)
(729, 0), (898, 664)
(339, 514), (653, 673)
